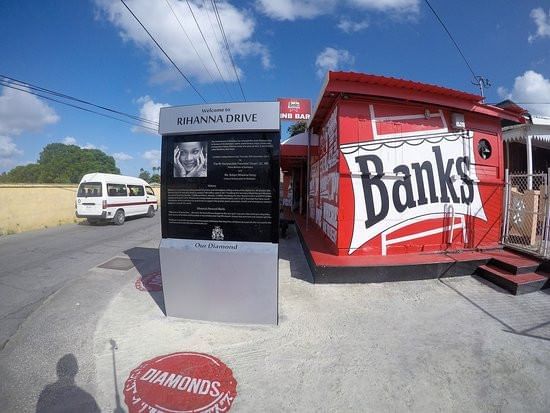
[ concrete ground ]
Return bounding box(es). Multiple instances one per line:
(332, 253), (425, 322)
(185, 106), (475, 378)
(1, 224), (549, 412)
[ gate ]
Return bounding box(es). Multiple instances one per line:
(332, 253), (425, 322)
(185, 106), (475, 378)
(502, 170), (550, 258)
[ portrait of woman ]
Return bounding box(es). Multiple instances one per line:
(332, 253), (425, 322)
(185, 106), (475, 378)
(173, 141), (207, 178)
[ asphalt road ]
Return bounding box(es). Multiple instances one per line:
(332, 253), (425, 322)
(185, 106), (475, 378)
(0, 214), (161, 349)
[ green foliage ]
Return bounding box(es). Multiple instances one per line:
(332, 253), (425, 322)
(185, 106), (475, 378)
(0, 163), (41, 183)
(287, 121), (307, 137)
(149, 173), (160, 184)
(0, 143), (120, 183)
(138, 168), (151, 182)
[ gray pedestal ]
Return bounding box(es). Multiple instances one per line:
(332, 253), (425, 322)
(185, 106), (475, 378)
(159, 238), (278, 325)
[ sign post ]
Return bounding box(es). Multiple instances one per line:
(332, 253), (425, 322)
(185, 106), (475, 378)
(158, 102), (280, 325)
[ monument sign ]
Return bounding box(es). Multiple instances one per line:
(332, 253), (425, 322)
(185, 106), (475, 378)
(158, 102), (280, 324)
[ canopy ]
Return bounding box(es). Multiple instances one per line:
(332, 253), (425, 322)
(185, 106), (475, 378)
(280, 132), (319, 171)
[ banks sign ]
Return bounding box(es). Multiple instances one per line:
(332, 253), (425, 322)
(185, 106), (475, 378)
(341, 132), (487, 254)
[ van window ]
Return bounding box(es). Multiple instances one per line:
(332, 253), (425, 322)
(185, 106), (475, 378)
(128, 185), (145, 196)
(78, 182), (102, 197)
(145, 186), (155, 196)
(107, 183), (127, 197)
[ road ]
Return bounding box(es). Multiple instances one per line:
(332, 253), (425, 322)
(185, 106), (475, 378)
(0, 214), (161, 349)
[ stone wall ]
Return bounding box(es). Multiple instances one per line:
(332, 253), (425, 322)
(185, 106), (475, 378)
(0, 184), (160, 235)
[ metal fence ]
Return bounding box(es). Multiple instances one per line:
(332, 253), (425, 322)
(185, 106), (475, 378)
(502, 170), (550, 258)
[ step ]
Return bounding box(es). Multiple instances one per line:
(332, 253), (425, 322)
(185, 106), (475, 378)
(476, 264), (548, 295)
(539, 270), (550, 290)
(488, 250), (541, 275)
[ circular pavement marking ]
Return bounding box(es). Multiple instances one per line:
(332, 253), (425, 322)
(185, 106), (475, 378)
(135, 271), (163, 292)
(123, 352), (237, 413)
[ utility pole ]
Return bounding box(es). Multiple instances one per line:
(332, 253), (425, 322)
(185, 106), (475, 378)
(472, 76), (491, 100)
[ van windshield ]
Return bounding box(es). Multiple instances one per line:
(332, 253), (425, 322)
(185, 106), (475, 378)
(77, 182), (102, 197)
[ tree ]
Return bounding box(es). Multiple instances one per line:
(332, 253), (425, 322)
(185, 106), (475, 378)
(0, 143), (120, 183)
(287, 121), (307, 137)
(0, 163), (41, 183)
(37, 144), (119, 183)
(149, 174), (160, 184)
(138, 168), (151, 182)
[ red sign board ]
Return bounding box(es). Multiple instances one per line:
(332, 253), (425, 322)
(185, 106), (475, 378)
(278, 98), (311, 121)
(124, 352), (237, 413)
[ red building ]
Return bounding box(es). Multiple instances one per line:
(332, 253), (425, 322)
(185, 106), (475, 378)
(281, 72), (526, 282)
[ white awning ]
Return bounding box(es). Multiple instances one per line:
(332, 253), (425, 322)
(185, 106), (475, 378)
(503, 123), (550, 146)
(281, 132), (319, 146)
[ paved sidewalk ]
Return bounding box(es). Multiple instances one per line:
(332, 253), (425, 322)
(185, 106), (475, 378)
(1, 225), (550, 412)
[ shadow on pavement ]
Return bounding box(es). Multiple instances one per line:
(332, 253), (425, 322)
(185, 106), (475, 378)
(124, 246), (166, 315)
(110, 339), (125, 413)
(36, 354), (100, 413)
(439, 276), (550, 342)
(77, 220), (110, 226)
(78, 216), (142, 226)
(278, 223), (314, 284)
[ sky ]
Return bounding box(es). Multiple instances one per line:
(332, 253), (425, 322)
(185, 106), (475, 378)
(0, 0), (549, 176)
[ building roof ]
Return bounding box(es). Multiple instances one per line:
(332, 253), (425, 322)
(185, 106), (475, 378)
(495, 99), (529, 115)
(503, 114), (550, 147)
(309, 71), (525, 132)
(531, 115), (550, 126)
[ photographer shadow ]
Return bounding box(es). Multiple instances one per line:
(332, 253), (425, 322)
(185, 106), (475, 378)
(36, 354), (100, 413)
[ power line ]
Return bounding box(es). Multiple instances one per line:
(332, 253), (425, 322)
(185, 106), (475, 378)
(201, 0), (234, 88)
(0, 74), (158, 126)
(423, 0), (490, 97)
(164, 0), (224, 99)
(423, 0), (476, 78)
(211, 0), (246, 101)
(0, 80), (158, 133)
(119, 0), (207, 103)
(184, 0), (234, 100)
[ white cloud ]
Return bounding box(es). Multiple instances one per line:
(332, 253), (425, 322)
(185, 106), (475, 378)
(499, 70), (550, 117)
(256, 0), (334, 20)
(338, 18), (369, 33)
(112, 152), (133, 161)
(315, 47), (355, 78)
(496, 86), (508, 98)
(528, 8), (550, 43)
(0, 83), (59, 136)
(143, 149), (161, 167)
(348, 0), (419, 13)
(133, 95), (169, 135)
(62, 136), (78, 145)
(0, 136), (23, 159)
(256, 0), (418, 20)
(59, 136), (109, 153)
(0, 136), (24, 171)
(61, 136), (108, 150)
(94, 0), (270, 88)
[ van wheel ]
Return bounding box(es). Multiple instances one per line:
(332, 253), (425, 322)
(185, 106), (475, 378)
(146, 206), (155, 218)
(113, 209), (125, 225)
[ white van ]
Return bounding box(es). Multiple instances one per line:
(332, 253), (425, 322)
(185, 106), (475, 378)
(76, 173), (158, 225)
